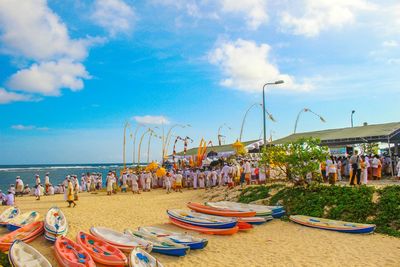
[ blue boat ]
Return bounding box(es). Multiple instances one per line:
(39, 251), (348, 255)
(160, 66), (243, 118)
(125, 229), (190, 257)
(272, 210), (286, 218)
(167, 210), (237, 229)
(138, 226), (208, 250)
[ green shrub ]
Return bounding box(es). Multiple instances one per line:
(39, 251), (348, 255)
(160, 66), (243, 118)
(238, 184), (400, 237)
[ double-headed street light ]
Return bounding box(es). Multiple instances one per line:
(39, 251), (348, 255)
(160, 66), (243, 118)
(293, 108), (326, 134)
(262, 80), (284, 148)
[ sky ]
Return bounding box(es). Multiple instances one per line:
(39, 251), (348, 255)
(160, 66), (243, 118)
(0, 0), (399, 165)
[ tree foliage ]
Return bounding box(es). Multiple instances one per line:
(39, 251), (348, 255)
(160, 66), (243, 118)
(260, 137), (329, 185)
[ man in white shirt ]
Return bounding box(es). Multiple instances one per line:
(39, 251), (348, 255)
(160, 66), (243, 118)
(44, 173), (50, 195)
(243, 160), (252, 185)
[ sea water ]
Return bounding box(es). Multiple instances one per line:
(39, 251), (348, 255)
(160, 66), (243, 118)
(0, 163), (145, 191)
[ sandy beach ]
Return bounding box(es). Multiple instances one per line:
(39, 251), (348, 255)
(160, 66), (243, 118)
(2, 189), (399, 267)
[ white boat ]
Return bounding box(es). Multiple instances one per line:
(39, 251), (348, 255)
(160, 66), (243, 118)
(125, 229), (189, 257)
(7, 211), (40, 231)
(206, 201), (273, 216)
(0, 207), (20, 225)
(129, 247), (163, 267)
(138, 226), (208, 250)
(8, 240), (52, 267)
(90, 226), (153, 252)
(44, 207), (68, 236)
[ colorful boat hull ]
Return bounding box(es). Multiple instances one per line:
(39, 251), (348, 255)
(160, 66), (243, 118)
(289, 215), (376, 234)
(167, 210), (237, 229)
(187, 202), (257, 217)
(169, 217), (239, 235)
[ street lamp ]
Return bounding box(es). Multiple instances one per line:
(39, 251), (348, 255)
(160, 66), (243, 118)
(263, 80), (284, 148)
(239, 103), (276, 141)
(351, 110), (355, 128)
(217, 123), (231, 146)
(293, 108), (326, 134)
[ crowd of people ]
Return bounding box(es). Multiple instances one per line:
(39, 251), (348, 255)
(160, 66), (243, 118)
(321, 152), (400, 185)
(2, 154), (399, 206)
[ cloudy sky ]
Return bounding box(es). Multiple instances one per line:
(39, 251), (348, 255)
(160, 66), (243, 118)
(0, 0), (399, 164)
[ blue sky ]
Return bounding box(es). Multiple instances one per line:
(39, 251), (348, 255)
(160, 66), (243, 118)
(0, 0), (399, 164)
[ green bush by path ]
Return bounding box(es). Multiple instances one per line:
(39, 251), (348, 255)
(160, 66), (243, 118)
(238, 184), (400, 237)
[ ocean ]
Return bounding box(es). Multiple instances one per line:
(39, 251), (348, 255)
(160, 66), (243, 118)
(0, 163), (145, 192)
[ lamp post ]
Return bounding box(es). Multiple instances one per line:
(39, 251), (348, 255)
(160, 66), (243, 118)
(293, 108), (326, 134)
(240, 103), (276, 141)
(217, 123), (231, 146)
(263, 80), (284, 148)
(131, 124), (143, 166)
(122, 122), (131, 170)
(162, 124), (190, 163)
(351, 110), (355, 128)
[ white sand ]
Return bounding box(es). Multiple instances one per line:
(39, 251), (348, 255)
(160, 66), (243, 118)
(2, 189), (399, 267)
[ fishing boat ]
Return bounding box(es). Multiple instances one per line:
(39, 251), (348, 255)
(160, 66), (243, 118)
(55, 236), (96, 267)
(0, 221), (44, 252)
(138, 226), (208, 250)
(44, 207), (68, 242)
(90, 226), (153, 253)
(238, 216), (272, 225)
(169, 217), (239, 235)
(9, 240), (52, 267)
(187, 202), (257, 217)
(7, 211), (40, 231)
(125, 229), (189, 257)
(289, 215), (376, 234)
(76, 231), (127, 266)
(129, 247), (164, 267)
(167, 209), (237, 229)
(206, 201), (273, 217)
(0, 207), (20, 226)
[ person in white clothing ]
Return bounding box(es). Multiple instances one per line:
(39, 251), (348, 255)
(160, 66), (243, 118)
(131, 173), (140, 194)
(144, 171), (152, 192)
(164, 174), (172, 194)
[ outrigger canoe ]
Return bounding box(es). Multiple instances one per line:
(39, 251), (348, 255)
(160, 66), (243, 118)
(55, 236), (96, 267)
(187, 202), (256, 217)
(289, 215), (376, 234)
(138, 226), (208, 250)
(0, 207), (20, 226)
(169, 217), (239, 235)
(125, 229), (189, 257)
(0, 221), (44, 252)
(9, 240), (52, 267)
(167, 209), (237, 229)
(76, 231), (127, 266)
(129, 247), (164, 267)
(90, 226), (153, 253)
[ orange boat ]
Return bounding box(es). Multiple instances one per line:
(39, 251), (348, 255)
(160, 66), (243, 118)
(76, 231), (127, 267)
(0, 221), (44, 252)
(55, 236), (96, 267)
(169, 217), (239, 235)
(187, 202), (256, 217)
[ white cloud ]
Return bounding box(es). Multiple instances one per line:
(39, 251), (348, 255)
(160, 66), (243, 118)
(280, 0), (375, 37)
(0, 88), (33, 104)
(133, 115), (170, 125)
(0, 0), (88, 61)
(382, 40), (398, 47)
(153, 0), (267, 30)
(219, 0), (268, 30)
(8, 60), (90, 96)
(91, 0), (136, 37)
(11, 125), (48, 131)
(208, 39), (312, 93)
